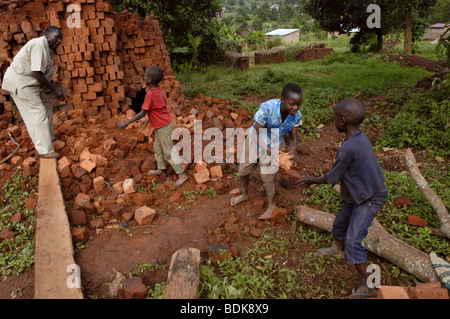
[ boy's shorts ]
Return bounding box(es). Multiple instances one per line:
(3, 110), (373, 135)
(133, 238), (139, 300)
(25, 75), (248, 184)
(237, 135), (281, 183)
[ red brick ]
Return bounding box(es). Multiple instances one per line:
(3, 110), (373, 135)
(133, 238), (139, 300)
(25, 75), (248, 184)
(195, 161), (208, 173)
(89, 218), (105, 229)
(194, 168), (210, 184)
(415, 282), (449, 299)
(74, 193), (91, 207)
(377, 286), (410, 299)
(0, 227), (15, 241)
(67, 208), (87, 226)
(123, 277), (148, 299)
(406, 215), (427, 227)
(71, 226), (89, 243)
(93, 176), (106, 192)
(22, 157), (37, 168)
(122, 178), (136, 194)
(9, 212), (24, 223)
(130, 193), (154, 206)
(210, 165), (223, 179)
(58, 156), (72, 178)
(102, 138), (116, 152)
(134, 206), (156, 225)
(24, 193), (38, 211)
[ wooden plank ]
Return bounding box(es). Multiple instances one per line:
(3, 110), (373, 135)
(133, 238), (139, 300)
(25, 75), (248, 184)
(34, 158), (83, 299)
(163, 248), (201, 299)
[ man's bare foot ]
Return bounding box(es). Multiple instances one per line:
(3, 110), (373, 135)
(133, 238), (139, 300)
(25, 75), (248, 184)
(258, 204), (275, 220)
(230, 194), (249, 206)
(174, 173), (188, 187)
(147, 169), (163, 176)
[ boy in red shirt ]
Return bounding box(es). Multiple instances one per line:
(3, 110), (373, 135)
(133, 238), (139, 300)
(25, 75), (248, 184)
(117, 66), (188, 187)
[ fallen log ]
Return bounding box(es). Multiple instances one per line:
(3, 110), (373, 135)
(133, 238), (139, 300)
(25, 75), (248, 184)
(404, 148), (450, 240)
(297, 205), (440, 283)
(163, 247), (201, 299)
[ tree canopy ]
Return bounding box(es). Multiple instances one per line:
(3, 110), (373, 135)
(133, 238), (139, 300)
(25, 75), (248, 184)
(301, 0), (438, 52)
(110, 0), (223, 66)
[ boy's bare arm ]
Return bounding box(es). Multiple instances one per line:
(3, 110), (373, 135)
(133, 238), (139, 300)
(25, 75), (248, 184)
(116, 109), (147, 130)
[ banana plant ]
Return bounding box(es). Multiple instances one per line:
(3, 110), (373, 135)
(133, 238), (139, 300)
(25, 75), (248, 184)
(188, 32), (203, 71)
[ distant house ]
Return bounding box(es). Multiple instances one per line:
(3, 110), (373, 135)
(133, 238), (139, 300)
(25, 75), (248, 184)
(424, 23), (449, 41)
(266, 29), (300, 43)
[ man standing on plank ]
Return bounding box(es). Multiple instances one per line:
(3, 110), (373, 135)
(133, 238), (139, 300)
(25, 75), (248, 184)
(2, 26), (69, 159)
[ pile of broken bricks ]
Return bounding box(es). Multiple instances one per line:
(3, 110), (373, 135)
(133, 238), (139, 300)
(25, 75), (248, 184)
(0, 90), (303, 245)
(0, 0), (183, 123)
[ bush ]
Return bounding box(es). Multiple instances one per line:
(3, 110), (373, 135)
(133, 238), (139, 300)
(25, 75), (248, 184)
(377, 92), (450, 156)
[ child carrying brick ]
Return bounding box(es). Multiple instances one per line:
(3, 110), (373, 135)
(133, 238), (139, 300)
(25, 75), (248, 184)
(230, 83), (309, 220)
(296, 98), (388, 299)
(117, 66), (188, 188)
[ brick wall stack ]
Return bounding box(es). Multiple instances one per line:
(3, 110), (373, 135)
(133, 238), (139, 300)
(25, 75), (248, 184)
(0, 0), (184, 123)
(254, 47), (285, 65)
(224, 51), (249, 71)
(295, 45), (333, 62)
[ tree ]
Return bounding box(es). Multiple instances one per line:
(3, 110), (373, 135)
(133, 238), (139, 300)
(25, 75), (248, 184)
(110, 0), (223, 65)
(301, 0), (437, 53)
(396, 0), (437, 54)
(302, 0), (397, 52)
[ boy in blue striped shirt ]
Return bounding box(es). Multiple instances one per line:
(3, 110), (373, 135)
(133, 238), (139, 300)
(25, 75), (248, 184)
(231, 83), (309, 220)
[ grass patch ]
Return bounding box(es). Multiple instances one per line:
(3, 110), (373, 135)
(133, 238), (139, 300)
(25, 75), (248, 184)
(178, 52), (431, 129)
(300, 167), (450, 257)
(0, 171), (38, 277)
(376, 90), (450, 157)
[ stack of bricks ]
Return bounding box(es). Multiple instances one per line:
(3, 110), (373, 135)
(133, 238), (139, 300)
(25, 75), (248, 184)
(224, 51), (249, 71)
(0, 0), (184, 123)
(295, 47), (333, 62)
(254, 47), (285, 65)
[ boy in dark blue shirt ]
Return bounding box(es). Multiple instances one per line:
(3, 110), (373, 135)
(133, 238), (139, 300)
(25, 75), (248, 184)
(297, 98), (387, 298)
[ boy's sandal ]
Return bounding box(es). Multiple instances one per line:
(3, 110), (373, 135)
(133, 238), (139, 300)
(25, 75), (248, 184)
(36, 152), (60, 159)
(348, 288), (377, 299)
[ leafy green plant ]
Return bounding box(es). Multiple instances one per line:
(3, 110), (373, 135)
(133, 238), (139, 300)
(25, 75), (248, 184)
(436, 28), (450, 62)
(127, 262), (166, 277)
(188, 32), (203, 71)
(0, 172), (37, 277)
(376, 91), (450, 156)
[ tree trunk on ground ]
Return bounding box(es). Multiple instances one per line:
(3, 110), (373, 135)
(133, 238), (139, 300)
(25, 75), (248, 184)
(404, 8), (412, 54)
(296, 206), (440, 283)
(163, 248), (201, 299)
(404, 148), (450, 239)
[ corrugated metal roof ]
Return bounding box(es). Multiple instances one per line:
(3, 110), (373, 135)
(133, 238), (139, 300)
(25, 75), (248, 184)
(266, 29), (299, 36)
(430, 23), (448, 28)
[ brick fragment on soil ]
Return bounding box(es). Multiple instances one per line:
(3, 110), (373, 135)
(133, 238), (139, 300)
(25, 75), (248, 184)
(122, 277), (148, 299)
(134, 206), (156, 226)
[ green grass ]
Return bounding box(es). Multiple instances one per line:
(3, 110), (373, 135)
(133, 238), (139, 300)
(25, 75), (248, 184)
(178, 51), (431, 129)
(188, 40), (449, 297)
(301, 167), (450, 257)
(0, 171), (38, 277)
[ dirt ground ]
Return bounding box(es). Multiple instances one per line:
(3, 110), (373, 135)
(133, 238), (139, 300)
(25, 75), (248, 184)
(0, 54), (447, 299)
